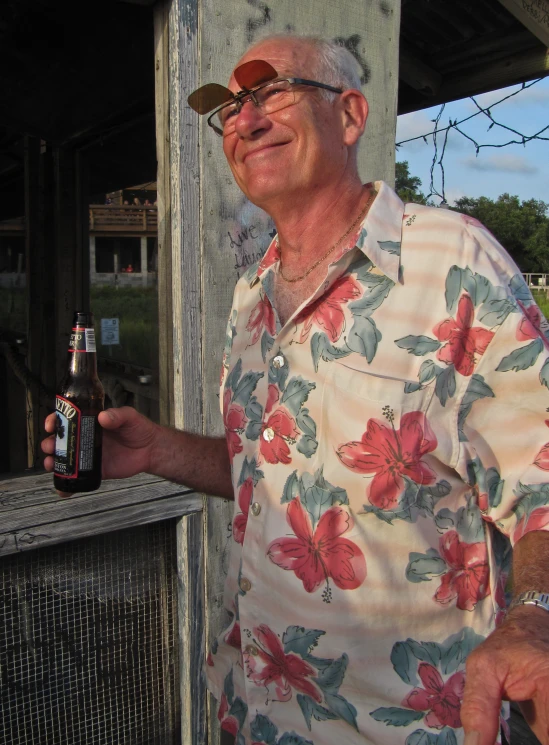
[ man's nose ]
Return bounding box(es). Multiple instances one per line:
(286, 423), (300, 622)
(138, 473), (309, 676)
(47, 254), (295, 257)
(233, 100), (271, 138)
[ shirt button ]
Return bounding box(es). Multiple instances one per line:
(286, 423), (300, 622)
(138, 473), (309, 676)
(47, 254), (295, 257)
(250, 502), (261, 517)
(272, 354), (285, 369)
(245, 644), (258, 656)
(262, 427), (275, 442)
(240, 577), (252, 593)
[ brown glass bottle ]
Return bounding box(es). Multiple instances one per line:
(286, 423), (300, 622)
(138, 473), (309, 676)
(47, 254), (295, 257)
(53, 311), (105, 492)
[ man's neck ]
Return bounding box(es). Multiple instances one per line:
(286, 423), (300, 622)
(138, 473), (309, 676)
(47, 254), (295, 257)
(268, 179), (368, 276)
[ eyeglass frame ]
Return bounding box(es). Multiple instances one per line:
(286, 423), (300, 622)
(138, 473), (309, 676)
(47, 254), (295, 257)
(206, 77), (344, 136)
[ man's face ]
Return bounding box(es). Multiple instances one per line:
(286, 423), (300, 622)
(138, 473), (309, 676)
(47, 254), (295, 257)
(222, 39), (348, 209)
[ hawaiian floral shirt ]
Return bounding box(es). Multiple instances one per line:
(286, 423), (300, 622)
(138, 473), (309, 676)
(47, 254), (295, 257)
(206, 180), (549, 745)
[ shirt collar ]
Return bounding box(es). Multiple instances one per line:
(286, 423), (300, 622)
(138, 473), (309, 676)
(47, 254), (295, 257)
(248, 180), (404, 287)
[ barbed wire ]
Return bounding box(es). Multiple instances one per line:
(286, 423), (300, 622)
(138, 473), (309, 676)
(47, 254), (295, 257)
(395, 78), (549, 203)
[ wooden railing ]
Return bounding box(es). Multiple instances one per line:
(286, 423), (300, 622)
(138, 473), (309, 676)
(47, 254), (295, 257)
(89, 204), (158, 234)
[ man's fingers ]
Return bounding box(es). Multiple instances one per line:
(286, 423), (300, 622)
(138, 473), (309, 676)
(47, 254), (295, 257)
(98, 406), (135, 429)
(41, 434), (56, 455)
(461, 655), (503, 745)
(45, 412), (57, 433)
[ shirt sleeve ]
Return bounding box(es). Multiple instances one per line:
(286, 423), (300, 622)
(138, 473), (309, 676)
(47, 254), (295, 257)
(456, 228), (549, 546)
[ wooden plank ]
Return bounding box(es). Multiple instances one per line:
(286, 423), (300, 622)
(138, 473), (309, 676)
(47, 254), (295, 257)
(177, 511), (207, 745)
(0, 492), (201, 558)
(497, 0), (549, 47)
(154, 0), (175, 428)
(400, 44), (443, 96)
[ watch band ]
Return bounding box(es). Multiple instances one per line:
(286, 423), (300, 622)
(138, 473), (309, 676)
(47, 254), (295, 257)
(510, 591), (549, 613)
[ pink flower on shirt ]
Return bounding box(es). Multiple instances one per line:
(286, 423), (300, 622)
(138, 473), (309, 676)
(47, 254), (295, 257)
(517, 303), (544, 342)
(246, 294), (276, 345)
(223, 389), (246, 461)
(233, 477), (253, 545)
(433, 293), (494, 376)
(434, 530), (490, 611)
(217, 693), (239, 735)
(337, 410), (437, 510)
(295, 275), (362, 343)
(267, 497), (366, 593)
(259, 408), (298, 465)
(402, 662), (465, 729)
(244, 623), (322, 703)
(513, 506), (549, 543)
(533, 421), (549, 471)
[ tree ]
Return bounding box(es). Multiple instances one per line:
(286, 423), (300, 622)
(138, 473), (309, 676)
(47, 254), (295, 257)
(453, 194), (549, 273)
(395, 161), (428, 205)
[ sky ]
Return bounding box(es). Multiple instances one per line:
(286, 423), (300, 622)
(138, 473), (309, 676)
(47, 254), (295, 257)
(395, 75), (549, 207)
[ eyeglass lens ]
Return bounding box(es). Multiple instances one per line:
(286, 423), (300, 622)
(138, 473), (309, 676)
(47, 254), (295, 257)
(216, 80), (295, 133)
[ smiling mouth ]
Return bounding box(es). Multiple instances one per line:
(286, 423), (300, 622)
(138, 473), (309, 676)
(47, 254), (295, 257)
(243, 143), (288, 161)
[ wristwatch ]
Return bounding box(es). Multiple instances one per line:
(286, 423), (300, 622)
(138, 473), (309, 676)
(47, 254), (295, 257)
(510, 591), (549, 613)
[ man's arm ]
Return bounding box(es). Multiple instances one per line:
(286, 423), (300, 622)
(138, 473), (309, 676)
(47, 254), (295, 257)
(461, 529), (549, 745)
(42, 406), (234, 500)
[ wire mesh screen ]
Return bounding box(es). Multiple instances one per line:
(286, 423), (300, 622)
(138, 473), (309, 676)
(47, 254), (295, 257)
(0, 521), (180, 745)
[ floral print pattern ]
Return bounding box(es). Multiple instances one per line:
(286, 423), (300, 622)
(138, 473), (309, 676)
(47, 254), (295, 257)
(337, 409), (437, 510)
(208, 182), (549, 744)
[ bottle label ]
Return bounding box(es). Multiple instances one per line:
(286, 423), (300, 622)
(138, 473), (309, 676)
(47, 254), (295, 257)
(53, 396), (97, 479)
(69, 328), (96, 353)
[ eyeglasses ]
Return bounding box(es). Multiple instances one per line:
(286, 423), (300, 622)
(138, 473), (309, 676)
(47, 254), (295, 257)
(206, 78), (343, 136)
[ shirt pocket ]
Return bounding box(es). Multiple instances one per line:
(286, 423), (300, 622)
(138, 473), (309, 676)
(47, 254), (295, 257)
(316, 361), (436, 517)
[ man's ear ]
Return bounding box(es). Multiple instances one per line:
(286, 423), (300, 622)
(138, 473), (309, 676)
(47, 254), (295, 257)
(339, 89), (368, 146)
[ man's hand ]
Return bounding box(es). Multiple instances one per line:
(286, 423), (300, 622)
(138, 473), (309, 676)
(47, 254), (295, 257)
(461, 604), (549, 745)
(42, 406), (234, 499)
(42, 407), (159, 492)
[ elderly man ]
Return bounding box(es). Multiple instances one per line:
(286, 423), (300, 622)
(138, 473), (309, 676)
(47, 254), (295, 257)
(43, 34), (549, 745)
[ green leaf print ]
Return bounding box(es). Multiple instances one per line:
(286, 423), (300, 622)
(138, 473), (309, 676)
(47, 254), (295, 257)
(281, 377), (316, 416)
(281, 470), (300, 504)
(348, 275), (394, 317)
(370, 707), (424, 727)
(233, 370), (264, 406)
(261, 331), (275, 363)
(496, 337), (544, 372)
(282, 626), (325, 657)
(419, 359), (438, 384)
(297, 435), (318, 458)
(406, 730), (440, 745)
(315, 654), (349, 695)
(377, 240), (401, 255)
(346, 315), (381, 362)
(310, 332), (350, 372)
(251, 714), (278, 745)
(435, 365), (456, 407)
(390, 641), (419, 685)
(478, 287), (517, 326)
(509, 273), (532, 304)
(445, 266), (463, 315)
(324, 692), (358, 730)
(297, 695), (338, 730)
(395, 335), (442, 356)
(229, 698), (248, 729)
(406, 550), (446, 584)
(278, 734), (315, 745)
(540, 358), (549, 389)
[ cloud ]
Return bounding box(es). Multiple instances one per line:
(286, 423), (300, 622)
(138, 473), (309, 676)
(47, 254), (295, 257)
(464, 82), (549, 114)
(396, 112), (433, 151)
(462, 153), (538, 174)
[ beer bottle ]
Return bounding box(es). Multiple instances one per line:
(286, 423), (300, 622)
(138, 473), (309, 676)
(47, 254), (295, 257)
(53, 311), (105, 492)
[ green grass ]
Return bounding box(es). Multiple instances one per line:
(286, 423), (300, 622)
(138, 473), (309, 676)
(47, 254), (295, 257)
(91, 286), (158, 370)
(531, 290), (549, 320)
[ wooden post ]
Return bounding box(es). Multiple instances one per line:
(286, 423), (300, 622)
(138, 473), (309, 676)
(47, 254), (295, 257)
(163, 1), (401, 742)
(24, 137), (56, 470)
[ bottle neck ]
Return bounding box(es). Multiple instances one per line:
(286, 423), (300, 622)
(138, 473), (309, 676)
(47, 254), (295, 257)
(67, 350), (98, 377)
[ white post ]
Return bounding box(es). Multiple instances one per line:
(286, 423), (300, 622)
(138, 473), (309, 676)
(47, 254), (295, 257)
(140, 236), (148, 287)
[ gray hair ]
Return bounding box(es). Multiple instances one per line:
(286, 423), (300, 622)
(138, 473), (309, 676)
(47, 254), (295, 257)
(248, 33), (363, 100)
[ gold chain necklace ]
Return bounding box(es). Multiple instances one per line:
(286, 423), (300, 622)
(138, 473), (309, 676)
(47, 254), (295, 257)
(277, 188), (377, 283)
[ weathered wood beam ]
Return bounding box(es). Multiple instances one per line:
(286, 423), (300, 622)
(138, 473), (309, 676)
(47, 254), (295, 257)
(399, 44), (443, 96)
(496, 0), (549, 47)
(154, 0), (174, 428)
(399, 45), (549, 114)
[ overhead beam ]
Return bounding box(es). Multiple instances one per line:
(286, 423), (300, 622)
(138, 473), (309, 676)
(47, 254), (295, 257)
(399, 44), (443, 96)
(399, 44), (549, 114)
(497, 0), (549, 47)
